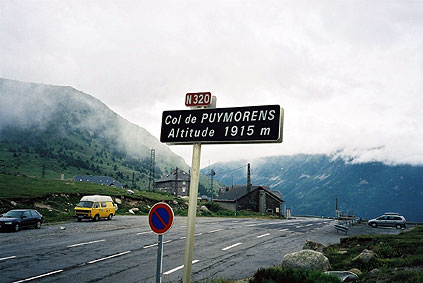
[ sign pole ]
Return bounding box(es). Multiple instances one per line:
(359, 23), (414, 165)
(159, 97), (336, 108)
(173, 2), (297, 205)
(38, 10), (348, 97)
(156, 234), (164, 283)
(182, 142), (202, 283)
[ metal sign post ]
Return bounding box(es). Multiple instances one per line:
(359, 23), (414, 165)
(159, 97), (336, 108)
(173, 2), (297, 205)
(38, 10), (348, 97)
(182, 143), (201, 283)
(156, 234), (164, 283)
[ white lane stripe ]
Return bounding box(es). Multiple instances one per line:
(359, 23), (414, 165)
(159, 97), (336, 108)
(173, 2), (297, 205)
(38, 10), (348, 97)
(279, 228), (289, 232)
(222, 242), (242, 251)
(143, 240), (172, 249)
(137, 231), (153, 235)
(13, 269), (63, 283)
(306, 224), (313, 227)
(88, 251), (131, 264)
(67, 239), (106, 248)
(296, 225), (303, 228)
(144, 243), (158, 249)
(209, 229), (223, 233)
(257, 233), (270, 238)
(0, 256), (16, 261)
(180, 236), (186, 240)
(246, 224), (258, 227)
(195, 233), (203, 236)
(163, 260), (200, 275)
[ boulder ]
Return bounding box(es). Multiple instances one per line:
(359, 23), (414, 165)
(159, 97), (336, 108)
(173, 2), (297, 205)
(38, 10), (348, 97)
(281, 250), (331, 271)
(126, 189), (135, 195)
(352, 249), (377, 264)
(303, 240), (326, 252)
(115, 198), (122, 205)
(128, 209), (135, 215)
(131, 207), (140, 213)
(10, 201), (17, 206)
(200, 205), (210, 212)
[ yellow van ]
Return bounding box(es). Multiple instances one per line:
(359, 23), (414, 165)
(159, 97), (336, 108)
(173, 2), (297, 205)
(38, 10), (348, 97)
(73, 195), (117, 222)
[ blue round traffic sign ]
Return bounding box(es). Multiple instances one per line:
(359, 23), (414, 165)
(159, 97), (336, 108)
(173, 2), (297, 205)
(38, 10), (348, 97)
(148, 203), (174, 234)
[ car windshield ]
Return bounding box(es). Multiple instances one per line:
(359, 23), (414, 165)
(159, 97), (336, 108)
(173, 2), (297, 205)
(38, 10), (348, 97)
(3, 211), (23, 218)
(77, 201), (93, 208)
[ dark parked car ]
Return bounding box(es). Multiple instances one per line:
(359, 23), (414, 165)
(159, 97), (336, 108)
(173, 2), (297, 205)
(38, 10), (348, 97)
(0, 209), (43, 232)
(368, 212), (406, 229)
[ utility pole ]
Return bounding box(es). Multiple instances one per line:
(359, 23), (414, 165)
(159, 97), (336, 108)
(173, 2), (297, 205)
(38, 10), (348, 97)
(209, 169), (215, 201)
(148, 148), (155, 190)
(174, 167), (179, 196)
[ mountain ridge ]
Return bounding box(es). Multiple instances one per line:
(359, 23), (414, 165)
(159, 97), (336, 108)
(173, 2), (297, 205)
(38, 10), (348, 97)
(204, 153), (423, 222)
(0, 77), (188, 189)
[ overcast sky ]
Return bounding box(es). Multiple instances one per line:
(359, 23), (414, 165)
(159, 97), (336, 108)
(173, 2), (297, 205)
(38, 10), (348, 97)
(1, 1), (422, 167)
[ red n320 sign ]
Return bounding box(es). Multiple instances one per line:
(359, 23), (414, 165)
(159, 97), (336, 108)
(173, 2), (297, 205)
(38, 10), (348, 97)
(185, 92), (212, 107)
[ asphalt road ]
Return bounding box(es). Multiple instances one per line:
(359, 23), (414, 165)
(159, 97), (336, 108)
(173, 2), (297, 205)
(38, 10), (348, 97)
(0, 216), (401, 283)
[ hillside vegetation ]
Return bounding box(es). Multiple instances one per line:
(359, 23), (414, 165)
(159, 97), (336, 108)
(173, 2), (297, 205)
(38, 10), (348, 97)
(0, 174), (188, 222)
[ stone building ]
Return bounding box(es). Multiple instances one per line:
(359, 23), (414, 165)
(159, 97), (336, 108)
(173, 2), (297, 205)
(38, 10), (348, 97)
(154, 168), (190, 197)
(214, 185), (284, 214)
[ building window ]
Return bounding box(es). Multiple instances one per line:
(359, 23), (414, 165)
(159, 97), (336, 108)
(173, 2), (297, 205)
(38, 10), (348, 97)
(182, 187), (186, 193)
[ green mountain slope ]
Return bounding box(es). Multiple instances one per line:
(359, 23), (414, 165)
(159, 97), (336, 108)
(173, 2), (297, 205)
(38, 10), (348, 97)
(0, 78), (188, 189)
(206, 154), (423, 222)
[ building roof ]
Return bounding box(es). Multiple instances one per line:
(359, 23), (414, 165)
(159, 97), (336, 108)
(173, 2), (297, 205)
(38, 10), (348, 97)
(74, 175), (124, 189)
(155, 168), (190, 183)
(215, 185), (284, 203)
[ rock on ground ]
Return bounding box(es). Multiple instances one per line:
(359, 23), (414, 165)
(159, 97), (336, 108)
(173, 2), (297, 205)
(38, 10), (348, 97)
(352, 249), (377, 264)
(281, 250), (331, 271)
(302, 240), (326, 252)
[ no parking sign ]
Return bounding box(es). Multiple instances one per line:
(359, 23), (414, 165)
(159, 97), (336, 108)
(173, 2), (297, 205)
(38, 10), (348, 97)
(149, 202), (174, 234)
(148, 202), (174, 283)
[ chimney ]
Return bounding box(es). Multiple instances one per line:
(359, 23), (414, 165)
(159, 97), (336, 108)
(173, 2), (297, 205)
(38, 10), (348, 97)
(247, 163), (252, 193)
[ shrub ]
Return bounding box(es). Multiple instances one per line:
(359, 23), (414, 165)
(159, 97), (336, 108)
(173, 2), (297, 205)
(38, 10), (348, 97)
(249, 267), (341, 283)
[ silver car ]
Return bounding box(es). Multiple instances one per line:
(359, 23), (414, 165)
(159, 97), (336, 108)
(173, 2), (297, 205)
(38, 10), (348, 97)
(368, 213), (406, 229)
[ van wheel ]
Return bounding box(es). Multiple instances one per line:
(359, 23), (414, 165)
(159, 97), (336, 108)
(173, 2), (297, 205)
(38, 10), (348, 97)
(107, 214), (113, 221)
(396, 224), (402, 229)
(35, 221), (41, 229)
(371, 222), (377, 228)
(93, 215), (99, 222)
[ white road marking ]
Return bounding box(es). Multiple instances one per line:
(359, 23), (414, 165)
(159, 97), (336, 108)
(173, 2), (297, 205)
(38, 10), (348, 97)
(222, 242), (242, 251)
(279, 228), (289, 232)
(246, 224), (258, 227)
(257, 233), (270, 238)
(180, 236), (186, 240)
(143, 240), (172, 249)
(195, 233), (203, 236)
(209, 229), (223, 233)
(306, 224), (313, 227)
(13, 269), (63, 283)
(163, 260), (200, 275)
(137, 231), (153, 235)
(296, 225), (303, 228)
(0, 255), (16, 261)
(88, 251), (131, 264)
(67, 239), (106, 248)
(144, 243), (158, 249)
